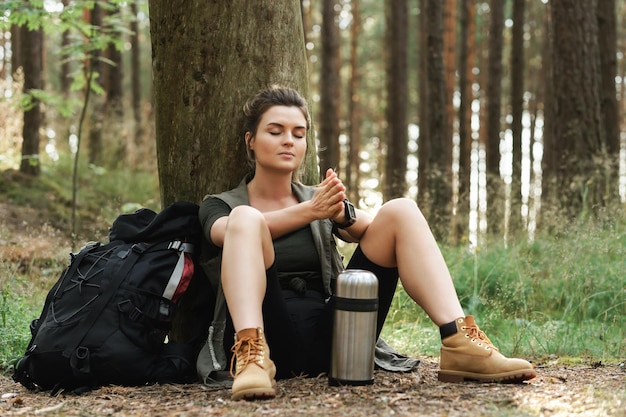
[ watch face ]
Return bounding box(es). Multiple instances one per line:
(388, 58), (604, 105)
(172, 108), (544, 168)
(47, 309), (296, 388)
(345, 200), (356, 223)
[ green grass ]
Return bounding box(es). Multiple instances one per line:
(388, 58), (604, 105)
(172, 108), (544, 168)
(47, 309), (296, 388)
(382, 218), (626, 363)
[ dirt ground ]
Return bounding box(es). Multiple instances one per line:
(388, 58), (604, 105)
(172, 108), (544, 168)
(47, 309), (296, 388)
(0, 198), (624, 416)
(1, 358), (625, 417)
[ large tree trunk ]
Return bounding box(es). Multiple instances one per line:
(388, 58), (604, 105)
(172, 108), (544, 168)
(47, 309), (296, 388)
(150, 0), (314, 207)
(548, 0), (606, 218)
(384, 0), (408, 201)
(418, 0), (450, 240)
(19, 24), (43, 176)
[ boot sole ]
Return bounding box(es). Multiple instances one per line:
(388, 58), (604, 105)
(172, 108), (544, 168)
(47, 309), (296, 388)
(231, 384), (277, 401)
(438, 369), (537, 384)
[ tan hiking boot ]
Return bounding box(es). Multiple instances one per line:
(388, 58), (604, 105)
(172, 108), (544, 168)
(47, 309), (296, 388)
(230, 327), (277, 400)
(438, 316), (536, 383)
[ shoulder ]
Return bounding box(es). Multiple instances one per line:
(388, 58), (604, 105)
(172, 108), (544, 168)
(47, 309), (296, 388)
(203, 177), (250, 208)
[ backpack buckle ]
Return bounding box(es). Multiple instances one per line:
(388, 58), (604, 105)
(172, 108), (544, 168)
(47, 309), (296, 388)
(132, 243), (149, 254)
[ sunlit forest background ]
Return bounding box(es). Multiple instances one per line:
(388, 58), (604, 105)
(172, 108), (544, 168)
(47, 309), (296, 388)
(0, 1), (624, 365)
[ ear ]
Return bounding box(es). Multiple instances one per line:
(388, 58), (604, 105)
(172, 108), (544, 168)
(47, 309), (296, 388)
(245, 132), (253, 149)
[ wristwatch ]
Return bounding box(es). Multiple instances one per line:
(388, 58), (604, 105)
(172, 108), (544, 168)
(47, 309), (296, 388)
(334, 199), (357, 229)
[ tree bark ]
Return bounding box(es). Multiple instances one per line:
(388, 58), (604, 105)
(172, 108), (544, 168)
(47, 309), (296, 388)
(457, 0), (476, 242)
(149, 0), (314, 207)
(596, 0), (620, 204)
(485, 0), (504, 234)
(549, 0), (606, 218)
(87, 4), (104, 166)
(384, 0), (409, 201)
(418, 0), (450, 240)
(346, 0), (362, 203)
(319, 0), (341, 178)
(509, 0), (525, 236)
(19, 24), (43, 176)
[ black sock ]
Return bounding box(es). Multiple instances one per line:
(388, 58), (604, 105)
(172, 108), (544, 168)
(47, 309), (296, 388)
(439, 320), (458, 340)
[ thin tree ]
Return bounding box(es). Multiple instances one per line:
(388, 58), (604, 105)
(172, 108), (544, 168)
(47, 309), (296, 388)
(19, 23), (43, 176)
(457, 0), (476, 241)
(87, 3), (104, 166)
(10, 24), (22, 79)
(129, 1), (143, 166)
(443, 0), (456, 242)
(319, 0), (341, 178)
(346, 0), (362, 203)
(384, 0), (408, 202)
(596, 0), (620, 203)
(60, 0), (71, 95)
(485, 0), (504, 236)
(103, 3), (125, 168)
(509, 0), (525, 237)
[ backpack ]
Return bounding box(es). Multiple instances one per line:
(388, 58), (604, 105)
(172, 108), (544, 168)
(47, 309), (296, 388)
(12, 201), (209, 394)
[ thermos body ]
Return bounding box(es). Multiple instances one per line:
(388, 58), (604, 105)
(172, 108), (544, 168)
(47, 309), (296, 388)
(329, 269), (379, 386)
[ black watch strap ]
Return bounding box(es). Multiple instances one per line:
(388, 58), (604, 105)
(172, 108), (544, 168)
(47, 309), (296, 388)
(334, 199), (356, 229)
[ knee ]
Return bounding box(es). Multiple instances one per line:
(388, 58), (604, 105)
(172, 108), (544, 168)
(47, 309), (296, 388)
(379, 198), (428, 224)
(226, 206), (267, 235)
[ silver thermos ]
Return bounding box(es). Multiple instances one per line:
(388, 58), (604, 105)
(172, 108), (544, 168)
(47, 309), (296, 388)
(329, 269), (379, 386)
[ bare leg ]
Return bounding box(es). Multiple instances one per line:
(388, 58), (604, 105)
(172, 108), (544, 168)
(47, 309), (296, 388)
(221, 206), (275, 332)
(358, 198), (464, 326)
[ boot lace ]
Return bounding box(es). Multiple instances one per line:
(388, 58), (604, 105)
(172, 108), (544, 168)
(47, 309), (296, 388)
(230, 336), (265, 377)
(462, 323), (499, 351)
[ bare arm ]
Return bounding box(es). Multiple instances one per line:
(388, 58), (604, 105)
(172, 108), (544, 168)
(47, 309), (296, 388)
(210, 169), (348, 247)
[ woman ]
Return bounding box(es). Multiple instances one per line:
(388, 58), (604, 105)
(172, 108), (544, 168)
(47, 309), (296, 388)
(199, 85), (536, 401)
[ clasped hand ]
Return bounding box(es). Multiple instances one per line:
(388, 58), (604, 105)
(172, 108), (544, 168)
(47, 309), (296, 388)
(310, 168), (347, 223)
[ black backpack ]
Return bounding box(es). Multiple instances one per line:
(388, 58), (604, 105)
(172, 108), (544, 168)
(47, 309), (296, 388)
(12, 201), (208, 393)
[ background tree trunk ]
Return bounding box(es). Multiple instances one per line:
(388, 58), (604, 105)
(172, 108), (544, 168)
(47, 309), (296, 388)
(346, 0), (362, 203)
(418, 0), (450, 240)
(60, 0), (71, 95)
(10, 24), (22, 79)
(319, 0), (341, 178)
(549, 0), (606, 218)
(509, 0), (525, 236)
(130, 1), (144, 167)
(457, 0), (476, 242)
(150, 0), (314, 207)
(19, 24), (43, 176)
(104, 4), (125, 169)
(485, 0), (504, 235)
(384, 0), (408, 201)
(87, 4), (104, 166)
(596, 0), (620, 203)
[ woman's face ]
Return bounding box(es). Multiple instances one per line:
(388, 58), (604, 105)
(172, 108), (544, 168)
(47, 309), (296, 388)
(247, 105), (307, 175)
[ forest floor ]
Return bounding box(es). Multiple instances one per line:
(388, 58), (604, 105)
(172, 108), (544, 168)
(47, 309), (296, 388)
(0, 196), (625, 417)
(1, 359), (625, 417)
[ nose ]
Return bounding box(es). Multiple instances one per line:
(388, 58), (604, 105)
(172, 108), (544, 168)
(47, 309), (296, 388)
(282, 133), (295, 145)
